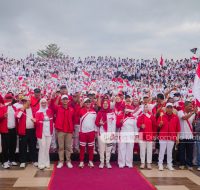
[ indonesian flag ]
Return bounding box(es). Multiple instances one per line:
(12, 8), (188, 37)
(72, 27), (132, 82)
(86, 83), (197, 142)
(191, 55), (198, 62)
(82, 70), (90, 77)
(160, 55), (164, 66)
(192, 62), (200, 107)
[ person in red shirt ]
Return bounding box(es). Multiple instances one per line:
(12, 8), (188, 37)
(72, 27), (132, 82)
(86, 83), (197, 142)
(30, 88), (41, 117)
(35, 98), (53, 170)
(157, 103), (180, 171)
(0, 94), (17, 169)
(16, 96), (38, 168)
(54, 95), (74, 169)
(95, 99), (116, 169)
(137, 104), (156, 170)
(71, 92), (81, 153)
(79, 98), (97, 168)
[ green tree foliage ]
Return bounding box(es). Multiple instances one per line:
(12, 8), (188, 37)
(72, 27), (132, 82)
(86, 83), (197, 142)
(37, 43), (63, 58)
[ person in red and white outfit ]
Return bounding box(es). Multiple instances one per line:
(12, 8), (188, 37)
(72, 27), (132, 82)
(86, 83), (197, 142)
(16, 96), (38, 168)
(178, 101), (197, 170)
(117, 104), (138, 168)
(0, 94), (17, 169)
(79, 98), (97, 168)
(137, 104), (156, 169)
(95, 99), (116, 169)
(157, 103), (180, 171)
(54, 95), (74, 169)
(35, 98), (53, 170)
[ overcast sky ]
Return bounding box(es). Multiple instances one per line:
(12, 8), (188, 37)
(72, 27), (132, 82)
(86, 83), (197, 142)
(0, 0), (200, 59)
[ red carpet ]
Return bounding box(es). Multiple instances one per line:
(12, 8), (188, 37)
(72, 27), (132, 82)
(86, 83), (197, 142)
(48, 162), (156, 190)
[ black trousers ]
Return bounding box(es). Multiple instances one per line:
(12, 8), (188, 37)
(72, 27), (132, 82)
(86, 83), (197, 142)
(19, 128), (37, 163)
(1, 128), (17, 163)
(179, 139), (194, 167)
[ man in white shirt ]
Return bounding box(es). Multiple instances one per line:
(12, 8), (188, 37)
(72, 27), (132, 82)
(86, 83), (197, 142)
(178, 101), (197, 170)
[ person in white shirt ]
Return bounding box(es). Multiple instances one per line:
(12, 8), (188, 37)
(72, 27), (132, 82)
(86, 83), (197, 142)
(178, 101), (197, 170)
(16, 96), (38, 168)
(0, 94), (17, 169)
(35, 98), (53, 170)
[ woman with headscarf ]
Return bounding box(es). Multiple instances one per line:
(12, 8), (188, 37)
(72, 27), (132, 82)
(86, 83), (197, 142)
(117, 104), (138, 168)
(95, 100), (116, 169)
(35, 98), (53, 170)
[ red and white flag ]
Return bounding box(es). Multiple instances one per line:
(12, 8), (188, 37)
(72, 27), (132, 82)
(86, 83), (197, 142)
(82, 70), (90, 77)
(193, 62), (200, 107)
(51, 74), (58, 79)
(160, 55), (164, 66)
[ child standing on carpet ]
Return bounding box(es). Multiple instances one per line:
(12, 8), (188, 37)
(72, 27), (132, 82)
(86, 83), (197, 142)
(117, 103), (138, 168)
(79, 98), (97, 168)
(95, 100), (116, 169)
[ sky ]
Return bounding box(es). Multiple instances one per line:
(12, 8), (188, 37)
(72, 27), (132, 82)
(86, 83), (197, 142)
(0, 0), (200, 60)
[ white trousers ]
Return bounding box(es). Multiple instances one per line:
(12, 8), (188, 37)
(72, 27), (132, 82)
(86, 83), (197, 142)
(73, 125), (80, 150)
(98, 136), (112, 163)
(158, 140), (174, 166)
(118, 142), (134, 167)
(38, 134), (52, 168)
(139, 140), (153, 164)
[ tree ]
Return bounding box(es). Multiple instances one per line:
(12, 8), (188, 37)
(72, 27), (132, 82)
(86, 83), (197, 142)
(37, 43), (63, 58)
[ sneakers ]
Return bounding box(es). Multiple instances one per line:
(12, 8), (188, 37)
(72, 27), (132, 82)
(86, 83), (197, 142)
(197, 167), (200, 171)
(187, 166), (193, 171)
(88, 161), (94, 168)
(167, 165), (175, 171)
(119, 165), (125, 168)
(45, 165), (51, 169)
(66, 162), (73, 169)
(38, 165), (45, 170)
(106, 163), (112, 169)
(57, 162), (64, 169)
(33, 162), (38, 167)
(10, 162), (18, 166)
(140, 163), (145, 169)
(79, 162), (84, 168)
(2, 162), (10, 169)
(147, 163), (152, 170)
(179, 165), (185, 170)
(20, 163), (26, 168)
(99, 162), (104, 169)
(159, 165), (164, 171)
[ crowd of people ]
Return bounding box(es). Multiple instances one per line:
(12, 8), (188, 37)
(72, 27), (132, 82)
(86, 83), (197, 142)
(0, 54), (200, 172)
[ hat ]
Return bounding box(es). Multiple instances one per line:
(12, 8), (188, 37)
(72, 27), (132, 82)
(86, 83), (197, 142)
(61, 95), (68, 100)
(166, 103), (173, 107)
(34, 88), (41, 93)
(40, 98), (47, 103)
(83, 98), (91, 103)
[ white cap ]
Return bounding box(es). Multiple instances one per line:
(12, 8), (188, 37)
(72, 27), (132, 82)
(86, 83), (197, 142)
(61, 95), (69, 100)
(166, 103), (173, 107)
(40, 98), (47, 103)
(83, 98), (90, 103)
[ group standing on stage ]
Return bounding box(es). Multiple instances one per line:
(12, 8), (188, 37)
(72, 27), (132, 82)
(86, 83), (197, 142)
(0, 85), (200, 171)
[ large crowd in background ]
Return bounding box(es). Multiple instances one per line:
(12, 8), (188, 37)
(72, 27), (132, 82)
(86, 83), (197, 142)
(0, 54), (200, 171)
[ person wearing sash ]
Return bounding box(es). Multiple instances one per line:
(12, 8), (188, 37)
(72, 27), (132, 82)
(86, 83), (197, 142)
(79, 98), (97, 168)
(117, 104), (138, 168)
(157, 103), (180, 171)
(35, 98), (53, 170)
(178, 101), (197, 170)
(137, 104), (156, 170)
(0, 94), (17, 169)
(95, 99), (116, 169)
